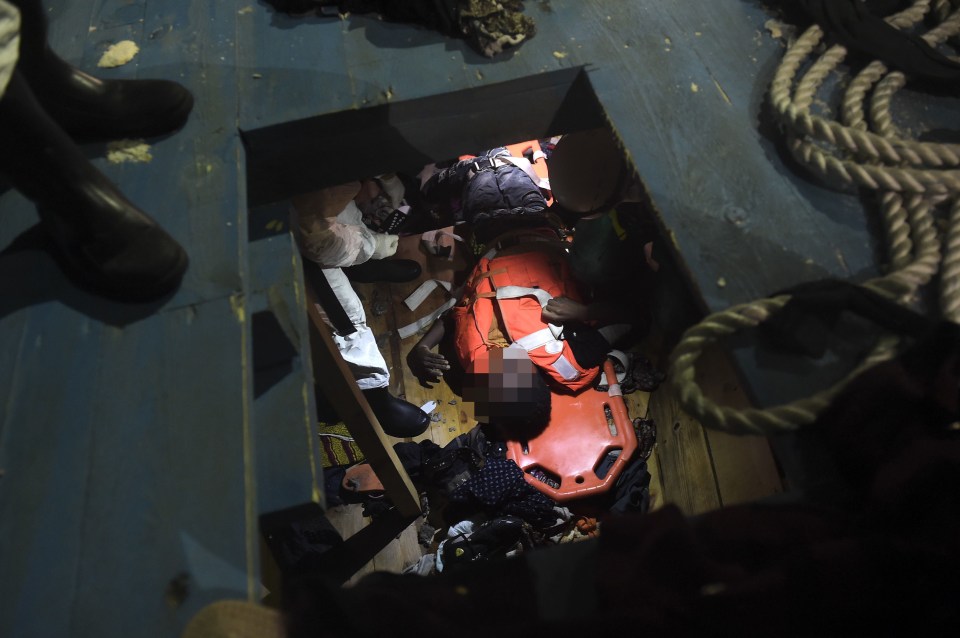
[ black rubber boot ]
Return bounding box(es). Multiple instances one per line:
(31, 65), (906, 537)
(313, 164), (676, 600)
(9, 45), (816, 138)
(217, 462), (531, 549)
(0, 72), (188, 301)
(344, 258), (422, 284)
(361, 387), (430, 438)
(9, 0), (194, 141)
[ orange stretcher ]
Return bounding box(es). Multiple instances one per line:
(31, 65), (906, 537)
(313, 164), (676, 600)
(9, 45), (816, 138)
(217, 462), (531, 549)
(506, 359), (637, 502)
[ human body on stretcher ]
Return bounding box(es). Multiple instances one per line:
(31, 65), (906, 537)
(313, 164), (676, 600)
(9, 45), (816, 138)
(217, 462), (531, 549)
(406, 222), (644, 499)
(408, 134), (658, 499)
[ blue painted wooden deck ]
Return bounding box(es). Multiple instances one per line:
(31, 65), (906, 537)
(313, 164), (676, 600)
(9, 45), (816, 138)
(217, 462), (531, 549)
(0, 0), (947, 636)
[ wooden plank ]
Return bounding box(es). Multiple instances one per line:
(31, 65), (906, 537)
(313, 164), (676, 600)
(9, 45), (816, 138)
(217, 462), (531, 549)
(369, 519), (421, 575)
(229, 0), (957, 416)
(388, 236), (475, 445)
(621, 386), (664, 510)
(249, 235), (324, 514)
(235, 6), (354, 130)
(71, 299), (256, 636)
(0, 306), (101, 638)
(696, 345), (784, 506)
(324, 505), (375, 584)
(533, 1), (878, 308)
(339, 14), (470, 108)
(646, 380), (722, 516)
(320, 506), (417, 585)
(138, 0), (248, 304)
(646, 448), (666, 512)
(241, 68), (604, 207)
(44, 0), (100, 62)
(0, 298), (256, 638)
(306, 285), (421, 518)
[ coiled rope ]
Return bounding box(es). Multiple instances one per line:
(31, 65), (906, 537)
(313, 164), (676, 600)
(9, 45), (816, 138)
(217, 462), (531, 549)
(668, 0), (960, 435)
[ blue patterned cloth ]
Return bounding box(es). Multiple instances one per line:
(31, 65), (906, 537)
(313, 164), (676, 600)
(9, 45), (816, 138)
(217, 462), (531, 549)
(449, 458), (557, 529)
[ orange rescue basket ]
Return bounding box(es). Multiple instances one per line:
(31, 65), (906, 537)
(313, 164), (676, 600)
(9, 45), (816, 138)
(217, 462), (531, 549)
(506, 359), (637, 502)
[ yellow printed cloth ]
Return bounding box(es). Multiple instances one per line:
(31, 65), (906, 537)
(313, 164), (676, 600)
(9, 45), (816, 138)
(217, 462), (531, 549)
(318, 421), (364, 468)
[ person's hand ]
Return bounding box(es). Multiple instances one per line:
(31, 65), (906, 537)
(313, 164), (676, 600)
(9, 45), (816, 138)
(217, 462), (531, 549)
(643, 241), (660, 272)
(407, 345), (450, 388)
(371, 233), (399, 259)
(541, 297), (590, 324)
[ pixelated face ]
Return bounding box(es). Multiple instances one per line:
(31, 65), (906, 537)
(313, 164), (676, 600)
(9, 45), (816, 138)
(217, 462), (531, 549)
(463, 347), (540, 420)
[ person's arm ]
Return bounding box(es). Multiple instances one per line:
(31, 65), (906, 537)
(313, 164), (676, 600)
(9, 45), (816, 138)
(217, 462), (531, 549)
(406, 318), (450, 388)
(541, 297), (630, 326)
(291, 192), (398, 268)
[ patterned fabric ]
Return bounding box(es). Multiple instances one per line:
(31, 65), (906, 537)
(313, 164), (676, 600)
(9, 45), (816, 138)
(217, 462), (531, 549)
(449, 458), (557, 529)
(317, 421), (364, 468)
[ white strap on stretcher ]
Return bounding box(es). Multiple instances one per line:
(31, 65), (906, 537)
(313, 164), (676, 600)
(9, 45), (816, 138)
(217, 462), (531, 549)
(493, 286), (564, 340)
(551, 354), (581, 382)
(397, 298), (457, 340)
(404, 279), (453, 311)
(514, 327), (560, 352)
(491, 286), (580, 380)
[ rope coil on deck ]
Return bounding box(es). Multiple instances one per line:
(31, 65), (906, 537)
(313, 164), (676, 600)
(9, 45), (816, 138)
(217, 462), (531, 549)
(668, 0), (960, 435)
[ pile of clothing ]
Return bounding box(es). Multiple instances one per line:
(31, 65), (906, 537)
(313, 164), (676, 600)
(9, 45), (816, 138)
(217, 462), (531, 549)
(332, 420), (656, 575)
(265, 0), (536, 58)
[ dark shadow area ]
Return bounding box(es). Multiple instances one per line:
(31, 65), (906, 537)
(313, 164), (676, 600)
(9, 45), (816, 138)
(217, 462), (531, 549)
(244, 64), (691, 588)
(0, 223), (178, 325)
(256, 0), (536, 62)
(253, 309), (301, 398)
(242, 67), (605, 207)
(727, 314), (883, 409)
(257, 0), (331, 29)
(248, 201), (290, 242)
(346, 13), (466, 55)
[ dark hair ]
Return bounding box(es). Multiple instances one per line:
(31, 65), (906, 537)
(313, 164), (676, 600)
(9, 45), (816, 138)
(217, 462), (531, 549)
(492, 368), (552, 441)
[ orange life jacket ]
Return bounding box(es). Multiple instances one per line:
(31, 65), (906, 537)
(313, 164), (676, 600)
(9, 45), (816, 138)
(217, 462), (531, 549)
(452, 244), (599, 391)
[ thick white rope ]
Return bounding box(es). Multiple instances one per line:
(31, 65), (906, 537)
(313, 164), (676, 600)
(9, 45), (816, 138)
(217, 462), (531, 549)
(668, 0), (960, 434)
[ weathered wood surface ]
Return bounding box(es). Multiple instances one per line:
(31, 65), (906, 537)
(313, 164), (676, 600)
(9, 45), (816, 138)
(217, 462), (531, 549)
(324, 504), (423, 586)
(305, 283), (421, 518)
(235, 0), (936, 415)
(0, 299), (256, 636)
(249, 234), (325, 514)
(1, 2), (262, 637)
(0, 0), (918, 635)
(646, 320), (784, 515)
(238, 1), (887, 306)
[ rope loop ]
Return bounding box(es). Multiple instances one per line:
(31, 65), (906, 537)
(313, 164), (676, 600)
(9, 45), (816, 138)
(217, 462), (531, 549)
(669, 0), (960, 435)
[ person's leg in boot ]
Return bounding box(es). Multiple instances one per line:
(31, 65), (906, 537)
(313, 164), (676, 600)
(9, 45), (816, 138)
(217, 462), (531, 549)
(360, 385), (429, 438)
(0, 71), (188, 300)
(9, 0), (193, 141)
(316, 267), (429, 438)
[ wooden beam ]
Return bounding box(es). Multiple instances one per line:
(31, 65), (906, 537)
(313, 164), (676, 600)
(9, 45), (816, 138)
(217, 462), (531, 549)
(696, 345), (784, 506)
(647, 382), (722, 516)
(304, 284), (421, 518)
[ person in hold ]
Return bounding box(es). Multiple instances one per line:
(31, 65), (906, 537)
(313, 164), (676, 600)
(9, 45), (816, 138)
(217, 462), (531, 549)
(291, 180), (430, 438)
(409, 140), (645, 437)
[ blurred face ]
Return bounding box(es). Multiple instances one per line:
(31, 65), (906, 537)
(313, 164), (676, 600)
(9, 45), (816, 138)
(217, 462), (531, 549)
(463, 348), (540, 420)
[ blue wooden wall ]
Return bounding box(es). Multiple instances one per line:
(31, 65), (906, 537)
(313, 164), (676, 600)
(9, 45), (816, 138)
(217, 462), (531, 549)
(2, 0), (950, 636)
